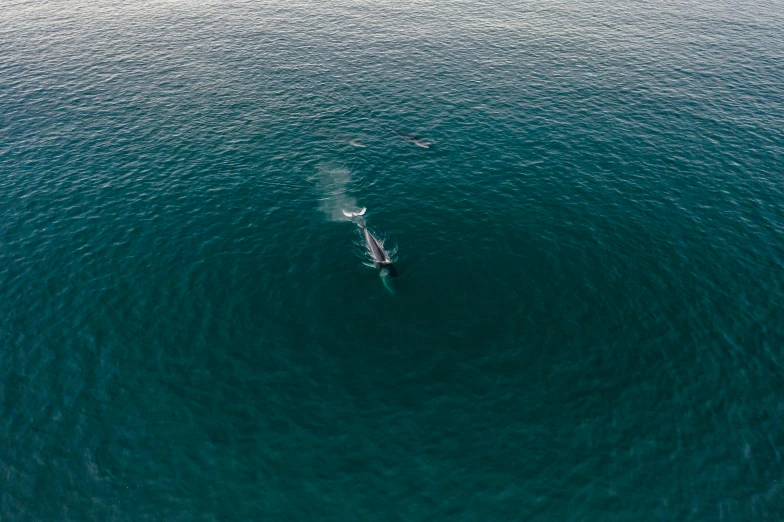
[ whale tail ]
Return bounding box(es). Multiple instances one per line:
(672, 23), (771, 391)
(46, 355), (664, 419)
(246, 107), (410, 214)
(342, 208), (366, 218)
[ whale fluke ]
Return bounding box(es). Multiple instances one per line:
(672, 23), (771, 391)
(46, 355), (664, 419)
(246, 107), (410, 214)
(342, 208), (367, 218)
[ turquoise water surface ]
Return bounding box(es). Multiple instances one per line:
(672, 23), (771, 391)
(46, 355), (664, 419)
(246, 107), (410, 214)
(2, 0), (784, 519)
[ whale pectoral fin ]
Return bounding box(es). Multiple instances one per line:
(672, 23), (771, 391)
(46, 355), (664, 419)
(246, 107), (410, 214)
(361, 261), (377, 268)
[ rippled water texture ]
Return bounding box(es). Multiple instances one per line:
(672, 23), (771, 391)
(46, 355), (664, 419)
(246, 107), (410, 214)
(2, 0), (784, 519)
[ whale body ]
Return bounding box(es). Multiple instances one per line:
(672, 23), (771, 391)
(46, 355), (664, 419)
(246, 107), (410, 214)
(396, 132), (431, 148)
(361, 225), (392, 265)
(342, 208), (398, 283)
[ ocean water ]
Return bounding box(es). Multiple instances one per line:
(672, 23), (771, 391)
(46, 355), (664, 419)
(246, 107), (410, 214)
(1, 0), (783, 519)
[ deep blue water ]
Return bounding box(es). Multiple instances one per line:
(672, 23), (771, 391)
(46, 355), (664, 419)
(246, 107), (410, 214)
(2, 0), (784, 519)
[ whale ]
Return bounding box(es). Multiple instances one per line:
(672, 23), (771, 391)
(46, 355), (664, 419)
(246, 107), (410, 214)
(396, 132), (431, 149)
(335, 135), (367, 148)
(342, 208), (398, 289)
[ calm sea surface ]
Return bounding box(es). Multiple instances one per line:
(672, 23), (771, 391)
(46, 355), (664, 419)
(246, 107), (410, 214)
(2, 0), (784, 519)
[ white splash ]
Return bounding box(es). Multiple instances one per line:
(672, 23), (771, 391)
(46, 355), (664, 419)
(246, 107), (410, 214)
(314, 164), (359, 222)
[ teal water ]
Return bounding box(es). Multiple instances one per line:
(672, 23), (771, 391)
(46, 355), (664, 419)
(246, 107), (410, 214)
(2, 0), (784, 519)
